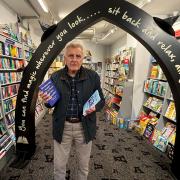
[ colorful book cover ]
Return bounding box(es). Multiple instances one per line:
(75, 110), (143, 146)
(83, 90), (101, 116)
(39, 79), (60, 107)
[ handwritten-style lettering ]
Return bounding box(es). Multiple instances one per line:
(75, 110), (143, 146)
(142, 27), (158, 40)
(22, 106), (26, 117)
(27, 71), (37, 89)
(56, 29), (68, 42)
(122, 11), (141, 28)
(18, 120), (26, 132)
(36, 40), (55, 69)
(157, 41), (176, 62)
(68, 16), (84, 29)
(108, 7), (121, 15)
(175, 65), (180, 74)
(21, 90), (29, 103)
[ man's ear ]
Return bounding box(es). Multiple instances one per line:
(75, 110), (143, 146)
(64, 58), (67, 65)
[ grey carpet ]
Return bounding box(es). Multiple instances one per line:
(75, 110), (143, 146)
(1, 112), (176, 180)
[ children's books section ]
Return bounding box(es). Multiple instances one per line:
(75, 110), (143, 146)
(104, 47), (134, 129)
(0, 24), (45, 167)
(103, 50), (177, 161)
(132, 59), (176, 160)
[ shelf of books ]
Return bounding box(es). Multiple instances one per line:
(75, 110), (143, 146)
(132, 58), (176, 160)
(0, 24), (44, 168)
(48, 54), (64, 78)
(0, 31), (24, 163)
(104, 47), (134, 127)
(83, 61), (102, 75)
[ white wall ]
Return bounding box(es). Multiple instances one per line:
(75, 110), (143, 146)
(110, 35), (127, 57)
(29, 25), (41, 46)
(126, 34), (138, 48)
(131, 42), (151, 119)
(0, 1), (16, 24)
(77, 40), (106, 62)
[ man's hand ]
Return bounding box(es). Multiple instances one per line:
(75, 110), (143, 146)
(39, 91), (52, 103)
(84, 106), (96, 116)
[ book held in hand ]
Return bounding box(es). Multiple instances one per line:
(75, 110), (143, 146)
(83, 90), (101, 116)
(39, 79), (60, 107)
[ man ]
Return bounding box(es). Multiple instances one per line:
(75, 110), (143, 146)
(39, 40), (105, 180)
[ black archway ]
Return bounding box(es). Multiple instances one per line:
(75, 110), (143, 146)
(15, 0), (180, 178)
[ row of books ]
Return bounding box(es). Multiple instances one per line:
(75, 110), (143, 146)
(24, 50), (33, 61)
(150, 65), (166, 80)
(105, 70), (119, 78)
(144, 79), (167, 97)
(165, 101), (176, 121)
(0, 57), (24, 70)
(0, 121), (6, 137)
(104, 84), (116, 95)
(3, 97), (16, 113)
(112, 108), (174, 160)
(0, 134), (13, 159)
(0, 41), (23, 58)
(83, 62), (102, 73)
(1, 84), (19, 99)
(0, 104), (3, 119)
(0, 72), (22, 85)
(106, 63), (119, 70)
(144, 96), (176, 121)
(134, 111), (176, 157)
(104, 77), (117, 85)
(5, 111), (15, 127)
(144, 96), (163, 114)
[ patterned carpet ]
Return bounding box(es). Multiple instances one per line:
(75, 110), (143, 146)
(1, 112), (176, 180)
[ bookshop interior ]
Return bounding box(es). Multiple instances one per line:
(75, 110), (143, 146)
(0, 0), (180, 180)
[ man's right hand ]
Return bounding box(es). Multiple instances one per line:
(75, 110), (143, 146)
(39, 91), (52, 103)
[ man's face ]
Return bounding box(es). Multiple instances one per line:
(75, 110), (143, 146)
(64, 47), (84, 73)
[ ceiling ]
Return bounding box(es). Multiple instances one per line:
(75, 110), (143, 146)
(1, 0), (180, 45)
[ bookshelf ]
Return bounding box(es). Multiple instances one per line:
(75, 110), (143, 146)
(0, 31), (45, 169)
(48, 54), (64, 78)
(135, 59), (176, 159)
(103, 47), (134, 126)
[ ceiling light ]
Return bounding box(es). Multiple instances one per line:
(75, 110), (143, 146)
(37, 0), (48, 13)
(99, 26), (117, 41)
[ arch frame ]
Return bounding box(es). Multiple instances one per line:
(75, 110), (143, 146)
(15, 0), (180, 178)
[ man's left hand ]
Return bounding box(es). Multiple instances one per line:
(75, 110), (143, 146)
(85, 106), (96, 116)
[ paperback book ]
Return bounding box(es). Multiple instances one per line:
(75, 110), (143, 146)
(39, 79), (60, 107)
(83, 90), (101, 116)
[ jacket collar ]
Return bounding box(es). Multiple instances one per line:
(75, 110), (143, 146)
(60, 66), (88, 81)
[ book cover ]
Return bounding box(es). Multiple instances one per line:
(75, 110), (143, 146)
(39, 79), (60, 107)
(83, 90), (101, 116)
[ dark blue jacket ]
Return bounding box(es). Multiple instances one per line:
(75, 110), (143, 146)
(49, 66), (105, 143)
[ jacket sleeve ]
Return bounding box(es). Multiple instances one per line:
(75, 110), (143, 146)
(94, 73), (105, 112)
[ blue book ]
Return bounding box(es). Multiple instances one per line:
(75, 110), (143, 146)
(39, 79), (60, 107)
(83, 90), (101, 116)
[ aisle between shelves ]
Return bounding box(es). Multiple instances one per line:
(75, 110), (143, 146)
(103, 53), (176, 161)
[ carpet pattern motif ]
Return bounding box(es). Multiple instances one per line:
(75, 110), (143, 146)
(1, 112), (176, 180)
